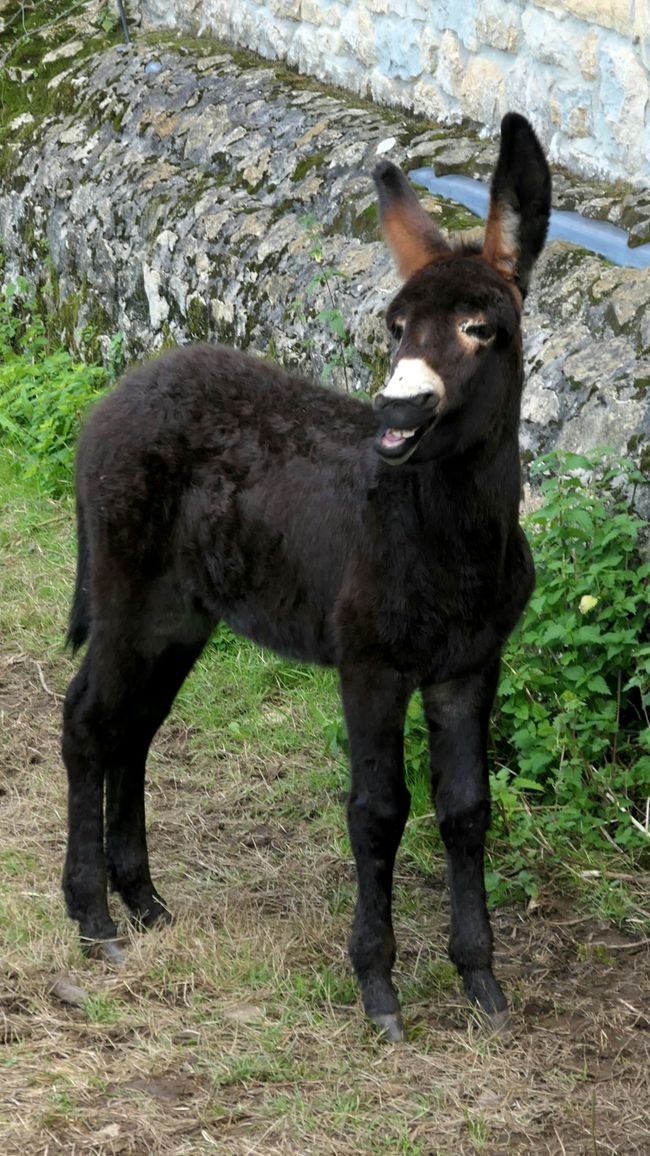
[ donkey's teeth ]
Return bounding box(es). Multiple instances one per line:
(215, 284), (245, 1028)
(382, 427), (417, 445)
(381, 430), (405, 448)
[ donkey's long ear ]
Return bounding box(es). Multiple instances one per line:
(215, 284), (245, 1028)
(374, 159), (451, 280)
(482, 113), (551, 298)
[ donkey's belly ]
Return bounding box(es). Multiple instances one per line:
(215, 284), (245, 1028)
(222, 602), (338, 667)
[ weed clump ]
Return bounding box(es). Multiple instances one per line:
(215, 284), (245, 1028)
(0, 277), (123, 493)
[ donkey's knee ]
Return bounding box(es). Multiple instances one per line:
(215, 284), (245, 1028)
(438, 796), (491, 855)
(347, 785), (410, 854)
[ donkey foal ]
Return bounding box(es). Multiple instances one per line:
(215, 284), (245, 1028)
(62, 113), (551, 1041)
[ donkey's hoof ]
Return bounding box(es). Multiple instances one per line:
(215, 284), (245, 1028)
(119, 886), (172, 930)
(483, 1007), (511, 1035)
(370, 1011), (406, 1043)
(131, 902), (173, 931)
(463, 968), (507, 1018)
(82, 938), (127, 967)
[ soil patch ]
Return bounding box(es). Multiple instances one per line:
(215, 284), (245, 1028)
(1, 654), (649, 1155)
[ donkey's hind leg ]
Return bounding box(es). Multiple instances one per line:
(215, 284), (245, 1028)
(104, 637), (209, 928)
(63, 612), (211, 959)
(62, 647), (120, 956)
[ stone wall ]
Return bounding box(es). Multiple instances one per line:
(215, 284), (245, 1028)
(1, 34), (648, 507)
(138, 0), (650, 186)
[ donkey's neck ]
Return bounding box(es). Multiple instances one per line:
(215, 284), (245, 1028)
(377, 431), (522, 534)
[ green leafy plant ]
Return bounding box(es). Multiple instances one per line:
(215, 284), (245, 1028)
(493, 451), (649, 851)
(0, 279), (110, 493)
(288, 214), (365, 393)
(0, 276), (48, 356)
(97, 5), (116, 36)
(0, 353), (107, 490)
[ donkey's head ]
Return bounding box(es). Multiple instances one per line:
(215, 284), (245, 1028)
(372, 113), (551, 465)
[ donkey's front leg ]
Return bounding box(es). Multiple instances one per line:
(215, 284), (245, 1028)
(422, 665), (507, 1027)
(340, 664), (411, 1041)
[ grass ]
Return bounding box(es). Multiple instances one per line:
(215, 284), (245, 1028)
(1, 455), (650, 1154)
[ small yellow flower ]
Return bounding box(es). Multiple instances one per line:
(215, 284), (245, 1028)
(578, 595), (599, 614)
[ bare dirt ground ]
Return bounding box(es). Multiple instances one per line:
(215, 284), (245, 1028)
(1, 651), (649, 1156)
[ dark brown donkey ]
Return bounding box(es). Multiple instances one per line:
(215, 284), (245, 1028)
(62, 113), (551, 1041)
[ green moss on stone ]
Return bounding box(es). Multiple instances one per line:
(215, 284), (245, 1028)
(85, 300), (114, 336)
(326, 201), (380, 243)
(20, 217), (36, 249)
(58, 290), (83, 349)
(50, 79), (78, 117)
(291, 154), (325, 183)
(143, 32), (234, 61)
(186, 295), (210, 341)
(0, 2), (123, 163)
(434, 199), (480, 234)
(160, 321), (177, 350)
(366, 347), (390, 395)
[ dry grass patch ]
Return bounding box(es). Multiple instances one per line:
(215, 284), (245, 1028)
(1, 650), (649, 1155)
(1, 473), (649, 1154)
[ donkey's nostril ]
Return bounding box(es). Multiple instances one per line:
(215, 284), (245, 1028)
(373, 390), (440, 413)
(412, 391), (440, 409)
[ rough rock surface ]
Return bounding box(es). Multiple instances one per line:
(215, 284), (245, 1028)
(136, 0), (650, 188)
(0, 31), (648, 509)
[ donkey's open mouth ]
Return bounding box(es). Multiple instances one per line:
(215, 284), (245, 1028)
(375, 420), (432, 463)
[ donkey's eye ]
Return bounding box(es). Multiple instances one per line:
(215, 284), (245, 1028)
(389, 317), (405, 341)
(458, 320), (496, 346)
(467, 324), (494, 341)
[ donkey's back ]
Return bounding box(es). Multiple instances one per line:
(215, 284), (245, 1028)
(72, 343), (380, 665)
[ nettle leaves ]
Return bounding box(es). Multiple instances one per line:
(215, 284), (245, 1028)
(396, 450), (650, 903)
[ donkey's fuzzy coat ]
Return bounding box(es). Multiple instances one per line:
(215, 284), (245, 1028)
(62, 113), (551, 1040)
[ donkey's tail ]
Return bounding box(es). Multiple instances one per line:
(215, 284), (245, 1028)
(65, 504), (91, 652)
